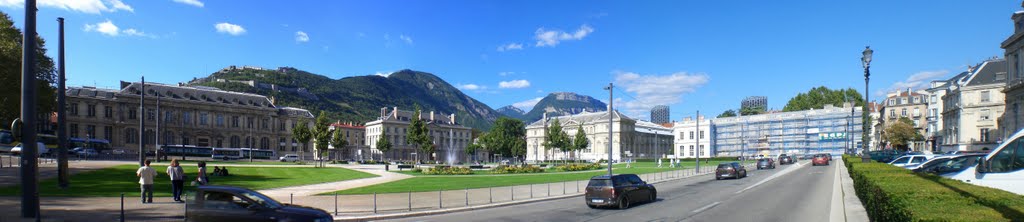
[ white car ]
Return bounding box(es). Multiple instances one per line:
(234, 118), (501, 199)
(947, 129), (1024, 195)
(279, 154), (299, 162)
(905, 155), (955, 170)
(888, 155), (932, 167)
(11, 142), (48, 157)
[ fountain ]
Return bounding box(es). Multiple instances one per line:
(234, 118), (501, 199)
(446, 129), (457, 165)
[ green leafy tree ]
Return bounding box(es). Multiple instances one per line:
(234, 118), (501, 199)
(740, 105), (766, 116)
(310, 111), (333, 167)
(481, 117), (527, 164)
(0, 11), (57, 126)
(717, 109), (737, 118)
(375, 130), (392, 162)
(329, 126), (347, 161)
(406, 105), (433, 162)
(291, 119), (311, 161)
(466, 140), (483, 162)
(783, 86), (864, 112)
(573, 123), (589, 163)
(543, 118), (570, 164)
(882, 117), (923, 150)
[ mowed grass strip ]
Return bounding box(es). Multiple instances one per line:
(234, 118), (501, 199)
(0, 164), (377, 197)
(331, 161), (730, 195)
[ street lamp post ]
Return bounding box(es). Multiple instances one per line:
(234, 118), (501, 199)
(861, 46), (873, 163)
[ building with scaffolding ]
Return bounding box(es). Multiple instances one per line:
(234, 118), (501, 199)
(712, 103), (863, 157)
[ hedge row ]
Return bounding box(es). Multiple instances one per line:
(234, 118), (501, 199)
(491, 165), (544, 174)
(842, 155), (1024, 222)
(553, 163), (602, 172)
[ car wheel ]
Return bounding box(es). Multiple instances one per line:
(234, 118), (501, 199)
(587, 204), (597, 209)
(618, 196), (630, 209)
(715, 176), (721, 180)
(650, 191), (657, 202)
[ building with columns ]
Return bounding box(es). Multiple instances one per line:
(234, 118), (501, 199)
(1001, 6), (1024, 141)
(363, 107), (472, 163)
(64, 81), (314, 158)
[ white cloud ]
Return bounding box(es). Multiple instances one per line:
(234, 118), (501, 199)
(83, 20), (119, 36)
(881, 70), (949, 95)
(215, 22), (246, 36)
(535, 24), (594, 47)
(457, 84), (485, 91)
(499, 80), (531, 89)
(399, 34), (413, 45)
(512, 97), (544, 111)
(498, 71), (514, 76)
(122, 28), (153, 38)
(172, 0), (204, 7)
(295, 31), (309, 43)
(613, 71), (710, 117)
(496, 43), (523, 52)
(0, 0), (134, 14)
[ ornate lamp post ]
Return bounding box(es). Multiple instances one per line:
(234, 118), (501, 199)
(861, 46), (873, 163)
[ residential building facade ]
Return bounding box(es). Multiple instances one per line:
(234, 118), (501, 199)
(880, 89), (929, 151)
(942, 59), (1007, 152)
(926, 80), (949, 151)
(65, 81), (314, 158)
(1001, 8), (1024, 141)
(713, 103), (863, 157)
(327, 122), (367, 161)
(673, 115), (713, 158)
(364, 107), (472, 163)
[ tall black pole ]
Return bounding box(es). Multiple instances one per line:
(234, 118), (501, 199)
(20, 0), (40, 218)
(139, 76), (145, 166)
(155, 94), (160, 162)
(604, 83), (613, 176)
(862, 46), (873, 163)
(57, 17), (69, 189)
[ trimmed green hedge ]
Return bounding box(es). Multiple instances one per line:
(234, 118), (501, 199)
(842, 155), (1024, 222)
(491, 165), (545, 174)
(553, 163), (602, 172)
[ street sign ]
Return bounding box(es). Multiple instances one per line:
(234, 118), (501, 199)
(819, 132), (846, 141)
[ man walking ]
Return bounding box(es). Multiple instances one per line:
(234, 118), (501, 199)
(137, 159), (157, 203)
(166, 159), (185, 202)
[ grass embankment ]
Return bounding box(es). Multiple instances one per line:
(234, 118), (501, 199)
(333, 161), (728, 195)
(0, 165), (377, 197)
(843, 155), (1024, 222)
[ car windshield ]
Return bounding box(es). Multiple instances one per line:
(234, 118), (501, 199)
(239, 191), (283, 209)
(891, 157), (909, 163)
(717, 164), (731, 169)
(587, 179), (612, 187)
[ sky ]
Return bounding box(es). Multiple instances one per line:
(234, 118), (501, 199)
(1, 0), (1020, 122)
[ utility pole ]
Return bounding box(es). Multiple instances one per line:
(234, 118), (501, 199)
(57, 17), (69, 189)
(696, 110), (700, 172)
(604, 83), (613, 176)
(18, 0), (39, 218)
(139, 76), (145, 167)
(156, 93), (160, 161)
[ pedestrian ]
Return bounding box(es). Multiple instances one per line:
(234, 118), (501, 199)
(196, 161), (208, 185)
(136, 159), (157, 203)
(166, 159), (185, 202)
(657, 158), (662, 168)
(213, 166), (222, 176)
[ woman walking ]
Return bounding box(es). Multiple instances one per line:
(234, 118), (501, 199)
(166, 159), (185, 202)
(196, 161), (209, 185)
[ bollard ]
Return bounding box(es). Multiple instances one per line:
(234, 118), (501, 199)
(334, 192), (338, 215)
(465, 188), (469, 206)
(576, 180), (579, 193)
(408, 191), (412, 212)
(547, 183), (550, 196)
(530, 184), (533, 198)
(511, 186), (514, 200)
(563, 181), (566, 194)
(290, 193), (293, 204)
(489, 187), (492, 203)
(373, 192), (377, 214)
(120, 192), (125, 222)
(438, 190), (443, 209)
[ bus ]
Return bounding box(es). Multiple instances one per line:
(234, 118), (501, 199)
(241, 148), (275, 160)
(160, 146), (276, 160)
(212, 148), (243, 160)
(160, 145), (214, 158)
(37, 134), (59, 150)
(69, 138), (112, 153)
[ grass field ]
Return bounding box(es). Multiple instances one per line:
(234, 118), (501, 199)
(331, 161), (730, 195)
(0, 165), (377, 197)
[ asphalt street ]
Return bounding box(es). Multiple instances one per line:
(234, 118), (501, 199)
(387, 159), (836, 222)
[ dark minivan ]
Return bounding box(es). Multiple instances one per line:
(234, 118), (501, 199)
(716, 162), (747, 180)
(186, 186), (332, 222)
(584, 174), (657, 209)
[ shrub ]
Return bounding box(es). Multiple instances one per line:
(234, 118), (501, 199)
(423, 166), (473, 175)
(491, 165), (545, 174)
(842, 155), (1024, 222)
(554, 163), (602, 172)
(411, 168), (422, 173)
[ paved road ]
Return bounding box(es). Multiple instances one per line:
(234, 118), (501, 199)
(388, 160), (836, 222)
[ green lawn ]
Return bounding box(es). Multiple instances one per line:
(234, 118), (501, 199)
(331, 161), (730, 195)
(0, 165), (377, 197)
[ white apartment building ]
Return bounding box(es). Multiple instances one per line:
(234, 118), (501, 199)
(673, 115), (713, 158)
(942, 59), (1008, 152)
(364, 107), (472, 163)
(926, 80), (949, 151)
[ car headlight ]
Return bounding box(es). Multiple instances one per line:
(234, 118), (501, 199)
(314, 216), (333, 222)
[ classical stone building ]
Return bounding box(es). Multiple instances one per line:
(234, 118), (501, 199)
(364, 107), (472, 163)
(1001, 7), (1024, 141)
(525, 111), (672, 162)
(881, 89), (929, 151)
(942, 59), (1007, 152)
(673, 115), (713, 158)
(926, 80), (950, 151)
(65, 81), (313, 158)
(328, 122), (367, 161)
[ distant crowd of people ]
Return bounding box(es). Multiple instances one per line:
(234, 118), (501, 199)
(135, 159), (232, 204)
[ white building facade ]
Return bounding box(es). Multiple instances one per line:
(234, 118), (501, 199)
(525, 111), (673, 162)
(673, 116), (713, 158)
(942, 59), (1007, 152)
(364, 107), (472, 163)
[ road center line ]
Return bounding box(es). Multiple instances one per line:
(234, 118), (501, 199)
(735, 162), (808, 194)
(691, 201), (721, 214)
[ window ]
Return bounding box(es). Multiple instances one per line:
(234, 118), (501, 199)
(69, 103), (79, 116)
(931, 108), (937, 117)
(199, 113), (208, 125)
(902, 98), (907, 104)
(217, 115), (225, 127)
(931, 95), (937, 103)
(700, 131), (705, 139)
(69, 124), (78, 138)
(700, 145), (705, 156)
(147, 109), (155, 121)
(689, 145), (694, 156)
(128, 108), (137, 120)
(889, 109), (895, 118)
(689, 131), (694, 140)
(981, 91), (991, 102)
(981, 128), (990, 142)
(86, 104), (96, 117)
(279, 138), (286, 151)
(262, 118), (269, 129)
(278, 120), (285, 131)
(913, 108), (920, 117)
(232, 116), (240, 128)
(125, 128), (138, 144)
(104, 126), (112, 141)
(901, 108), (907, 117)
(988, 138), (1022, 173)
(164, 111), (173, 123)
(980, 109), (991, 120)
(247, 117), (254, 129)
(183, 111), (192, 125)
(911, 157), (926, 164)
(201, 191), (251, 210)
(230, 136), (241, 148)
(104, 106), (113, 118)
(86, 125), (95, 139)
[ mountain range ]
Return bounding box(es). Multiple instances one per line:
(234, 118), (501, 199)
(507, 92), (607, 123)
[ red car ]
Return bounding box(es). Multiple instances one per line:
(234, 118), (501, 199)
(812, 154), (829, 166)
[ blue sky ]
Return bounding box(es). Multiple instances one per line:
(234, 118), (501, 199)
(1, 0), (1020, 121)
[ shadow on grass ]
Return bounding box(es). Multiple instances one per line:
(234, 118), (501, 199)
(0, 173), (287, 197)
(918, 173), (1024, 221)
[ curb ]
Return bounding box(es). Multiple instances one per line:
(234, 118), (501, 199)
(838, 158), (869, 222)
(333, 169), (719, 221)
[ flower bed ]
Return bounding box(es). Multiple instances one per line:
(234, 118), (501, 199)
(491, 165), (545, 174)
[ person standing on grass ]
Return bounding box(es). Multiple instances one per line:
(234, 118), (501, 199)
(136, 159), (157, 203)
(167, 159), (185, 202)
(196, 161), (208, 185)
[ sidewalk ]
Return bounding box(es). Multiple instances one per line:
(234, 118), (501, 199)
(836, 158), (869, 222)
(258, 164), (412, 198)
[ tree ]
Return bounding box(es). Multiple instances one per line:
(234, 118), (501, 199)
(291, 119), (311, 161)
(783, 86), (864, 112)
(740, 105), (765, 116)
(310, 111), (333, 167)
(573, 123), (589, 163)
(329, 126), (347, 161)
(406, 105), (433, 162)
(481, 117), (527, 163)
(543, 118), (570, 163)
(465, 140), (483, 163)
(882, 117), (923, 151)
(375, 130), (392, 162)
(0, 11), (57, 127)
(717, 109), (737, 118)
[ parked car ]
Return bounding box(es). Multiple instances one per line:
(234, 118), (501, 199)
(825, 153), (834, 161)
(870, 150), (904, 163)
(757, 158), (775, 169)
(947, 128), (1024, 195)
(812, 154), (829, 166)
(716, 162), (747, 180)
(914, 154), (987, 175)
(77, 148), (99, 157)
(584, 174), (657, 209)
(907, 155), (956, 171)
(112, 149), (126, 155)
(888, 155), (932, 167)
(779, 155), (794, 165)
(11, 142), (48, 157)
(279, 154), (299, 162)
(186, 185), (332, 222)
(799, 154), (814, 160)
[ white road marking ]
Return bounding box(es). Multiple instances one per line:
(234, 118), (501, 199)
(735, 162), (808, 194)
(691, 201), (721, 213)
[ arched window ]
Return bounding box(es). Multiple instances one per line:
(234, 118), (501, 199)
(230, 136), (241, 148)
(260, 137), (270, 150)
